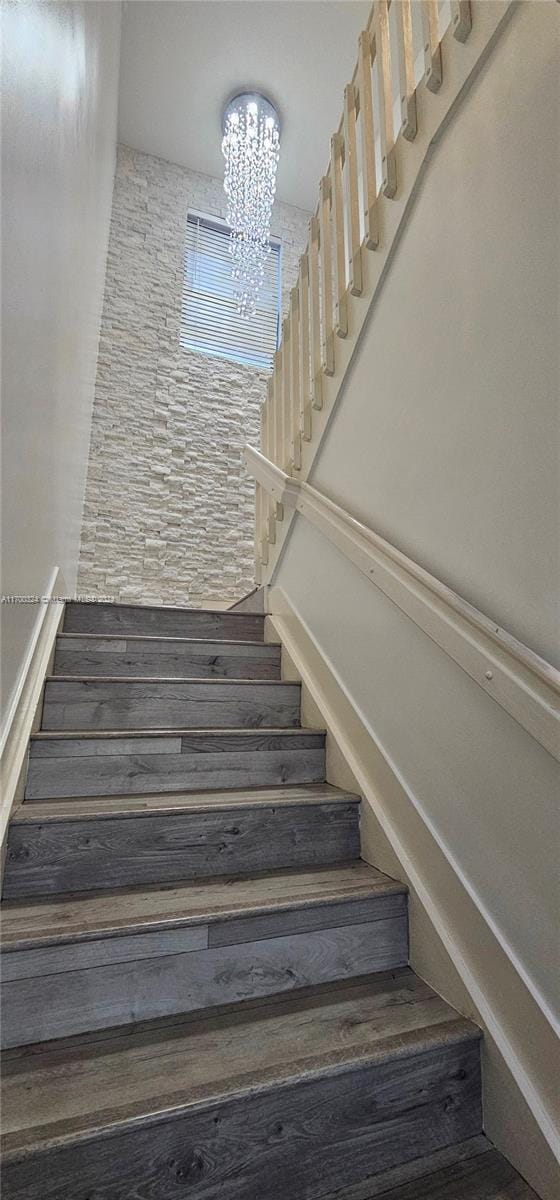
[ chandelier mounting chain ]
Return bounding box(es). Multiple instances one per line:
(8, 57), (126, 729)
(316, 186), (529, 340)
(222, 92), (280, 318)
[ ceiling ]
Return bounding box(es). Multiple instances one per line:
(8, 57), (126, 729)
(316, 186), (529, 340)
(118, 1), (372, 212)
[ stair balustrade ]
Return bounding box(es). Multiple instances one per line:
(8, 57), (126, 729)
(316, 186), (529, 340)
(251, 0), (486, 580)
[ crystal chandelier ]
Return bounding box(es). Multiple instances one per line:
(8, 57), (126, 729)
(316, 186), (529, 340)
(222, 92), (280, 317)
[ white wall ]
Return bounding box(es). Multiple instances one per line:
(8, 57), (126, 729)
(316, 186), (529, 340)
(271, 2), (559, 1187)
(277, 524), (559, 1013)
(77, 146), (309, 608)
(274, 0), (560, 1005)
(1, 1), (121, 726)
(309, 2), (559, 668)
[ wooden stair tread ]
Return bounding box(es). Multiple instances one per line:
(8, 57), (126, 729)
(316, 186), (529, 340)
(379, 1148), (539, 1199)
(14, 783), (355, 819)
(46, 676), (293, 685)
(63, 602), (266, 641)
(25, 729), (328, 802)
(42, 682), (300, 731)
(41, 679), (303, 733)
(323, 1138), (538, 1199)
(0, 861), (401, 949)
(67, 601), (265, 617)
(53, 635), (283, 681)
(56, 633), (281, 647)
(31, 726), (325, 740)
(1, 968), (480, 1157)
(2, 602), (496, 1195)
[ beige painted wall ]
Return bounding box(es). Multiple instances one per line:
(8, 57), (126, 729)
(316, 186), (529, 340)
(268, 588), (560, 1199)
(276, 526), (559, 1014)
(271, 1), (559, 1188)
(309, 0), (559, 668)
(1, 1), (122, 727)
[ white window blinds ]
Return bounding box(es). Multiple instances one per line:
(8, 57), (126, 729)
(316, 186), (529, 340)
(181, 212), (282, 370)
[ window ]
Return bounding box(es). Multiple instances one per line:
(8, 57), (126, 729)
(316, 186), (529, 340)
(181, 211), (282, 370)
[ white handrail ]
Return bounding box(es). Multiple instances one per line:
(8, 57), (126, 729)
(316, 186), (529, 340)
(245, 445), (560, 763)
(253, 1), (517, 582)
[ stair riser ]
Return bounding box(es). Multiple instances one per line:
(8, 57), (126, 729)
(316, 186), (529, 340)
(3, 802), (359, 897)
(1, 897), (408, 1046)
(25, 732), (326, 800)
(64, 603), (265, 642)
(1, 1040), (482, 1200)
(41, 680), (301, 732)
(53, 643), (281, 680)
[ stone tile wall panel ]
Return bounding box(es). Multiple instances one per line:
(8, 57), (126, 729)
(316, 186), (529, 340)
(78, 144), (309, 606)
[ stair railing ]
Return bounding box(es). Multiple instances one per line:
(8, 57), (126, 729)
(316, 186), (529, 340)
(252, 0), (482, 579)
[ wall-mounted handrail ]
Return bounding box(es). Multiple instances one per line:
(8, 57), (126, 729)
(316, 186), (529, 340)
(245, 445), (560, 764)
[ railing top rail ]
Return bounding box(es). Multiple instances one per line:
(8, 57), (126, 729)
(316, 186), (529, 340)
(250, 0), (518, 608)
(245, 445), (560, 763)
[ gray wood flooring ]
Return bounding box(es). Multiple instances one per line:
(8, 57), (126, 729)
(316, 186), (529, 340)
(63, 601), (265, 641)
(1, 862), (407, 1044)
(0, 859), (399, 946)
(3, 971), (468, 1137)
(54, 634), (281, 679)
(2, 912), (408, 1046)
(25, 728), (327, 799)
(18, 781), (359, 815)
(4, 796), (358, 897)
(319, 1137), (539, 1199)
(0, 600), (537, 1200)
(41, 677), (301, 730)
(2, 970), (482, 1200)
(352, 1147), (539, 1199)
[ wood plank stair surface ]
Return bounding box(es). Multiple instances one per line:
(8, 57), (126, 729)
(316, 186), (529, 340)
(0, 600), (536, 1199)
(1, 970), (482, 1200)
(1, 859), (400, 947)
(25, 727), (327, 799)
(41, 676), (302, 731)
(13, 781), (360, 816)
(63, 601), (266, 641)
(3, 788), (359, 898)
(0, 864), (408, 1046)
(53, 633), (282, 678)
(321, 1137), (539, 1199)
(363, 1147), (539, 1199)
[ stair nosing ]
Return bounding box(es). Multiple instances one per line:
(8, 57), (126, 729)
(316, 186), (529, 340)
(9, 796), (359, 825)
(30, 724), (326, 744)
(45, 676), (297, 686)
(31, 726), (326, 740)
(15, 782), (357, 819)
(56, 632), (281, 648)
(0, 865), (406, 951)
(1, 996), (480, 1161)
(65, 601), (266, 616)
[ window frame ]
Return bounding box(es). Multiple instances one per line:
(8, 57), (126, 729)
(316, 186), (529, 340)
(181, 207), (283, 371)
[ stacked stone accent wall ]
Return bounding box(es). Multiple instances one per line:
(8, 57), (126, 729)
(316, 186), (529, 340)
(78, 144), (309, 607)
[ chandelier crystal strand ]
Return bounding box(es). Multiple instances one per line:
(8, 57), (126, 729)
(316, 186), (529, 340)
(222, 94), (280, 317)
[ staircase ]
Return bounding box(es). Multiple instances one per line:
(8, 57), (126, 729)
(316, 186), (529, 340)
(0, 602), (537, 1199)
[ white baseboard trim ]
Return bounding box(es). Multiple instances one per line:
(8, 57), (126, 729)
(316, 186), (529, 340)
(1, 567), (65, 849)
(267, 585), (560, 1194)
